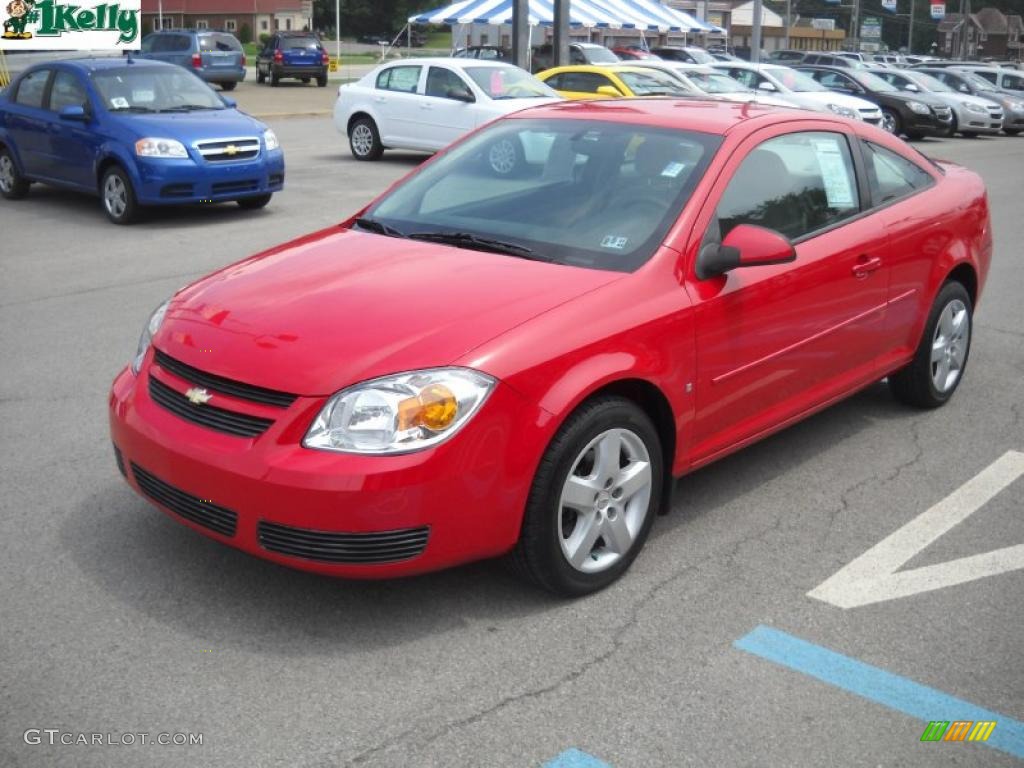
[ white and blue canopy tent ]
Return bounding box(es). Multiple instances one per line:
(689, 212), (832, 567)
(407, 0), (725, 52)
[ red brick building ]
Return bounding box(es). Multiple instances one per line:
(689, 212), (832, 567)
(141, 1), (313, 40)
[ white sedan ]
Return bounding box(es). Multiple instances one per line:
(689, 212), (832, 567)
(334, 58), (561, 168)
(621, 61), (798, 109)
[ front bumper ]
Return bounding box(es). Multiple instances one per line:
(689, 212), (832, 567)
(132, 150), (285, 205)
(958, 107), (1003, 133)
(907, 107), (952, 136)
(108, 360), (542, 578)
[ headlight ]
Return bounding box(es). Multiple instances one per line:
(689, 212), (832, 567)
(827, 103), (859, 119)
(131, 300), (169, 374)
(304, 368), (496, 455)
(263, 129), (280, 151)
(907, 100), (931, 115)
(964, 102), (987, 114)
(1007, 100), (1024, 112)
(135, 138), (188, 158)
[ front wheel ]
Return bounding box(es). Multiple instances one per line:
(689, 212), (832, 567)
(889, 281), (972, 408)
(237, 193), (272, 210)
(349, 117), (383, 160)
(220, 81), (237, 92)
(100, 166), (140, 224)
(881, 108), (901, 136)
(0, 146), (30, 200)
(509, 396), (663, 596)
(1005, 129), (1021, 136)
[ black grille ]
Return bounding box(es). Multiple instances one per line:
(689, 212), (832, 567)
(212, 180), (259, 194)
(269, 173), (284, 187)
(154, 350), (297, 408)
(160, 183), (194, 198)
(131, 463), (237, 537)
(113, 444), (126, 477)
(196, 137), (260, 163)
(258, 522), (429, 564)
(149, 375), (273, 438)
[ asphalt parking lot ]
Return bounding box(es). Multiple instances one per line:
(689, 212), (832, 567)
(1, 115), (1022, 768)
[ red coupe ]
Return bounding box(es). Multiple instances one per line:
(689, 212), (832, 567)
(110, 100), (991, 595)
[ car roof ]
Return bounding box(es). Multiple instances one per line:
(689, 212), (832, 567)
(506, 97), (842, 135)
(952, 65), (1001, 73)
(542, 64), (670, 75)
(23, 56), (177, 74)
(379, 57), (511, 69)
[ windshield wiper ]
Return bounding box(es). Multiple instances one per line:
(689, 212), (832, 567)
(159, 104), (221, 112)
(407, 231), (548, 261)
(352, 217), (406, 238)
(111, 105), (156, 113)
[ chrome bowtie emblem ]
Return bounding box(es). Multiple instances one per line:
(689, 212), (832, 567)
(185, 387), (212, 405)
(225, 145), (238, 155)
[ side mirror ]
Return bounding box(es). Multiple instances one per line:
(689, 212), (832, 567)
(596, 85), (622, 97)
(446, 86), (475, 102)
(696, 223), (796, 279)
(904, 83), (919, 91)
(757, 81), (777, 91)
(220, 96), (237, 108)
(59, 105), (88, 121)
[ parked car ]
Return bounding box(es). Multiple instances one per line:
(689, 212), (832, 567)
(0, 59), (284, 223)
(836, 52), (869, 64)
(709, 52), (743, 62)
(873, 69), (1004, 136)
(801, 52), (868, 68)
(531, 42), (620, 72)
(137, 29), (245, 91)
(712, 62), (884, 124)
(767, 49), (805, 63)
(649, 45), (714, 64)
(537, 64), (691, 99)
(797, 65), (954, 137)
(951, 65), (1024, 94)
(256, 32), (329, 87)
(335, 59), (560, 166)
(110, 99), (991, 595)
(611, 47), (661, 61)
(452, 45), (511, 62)
(915, 67), (1024, 135)
(624, 61), (797, 108)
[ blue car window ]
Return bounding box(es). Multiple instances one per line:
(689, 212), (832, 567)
(49, 71), (89, 112)
(14, 69), (50, 108)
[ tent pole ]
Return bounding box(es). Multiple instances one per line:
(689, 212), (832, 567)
(553, 0), (570, 66)
(512, 0), (530, 68)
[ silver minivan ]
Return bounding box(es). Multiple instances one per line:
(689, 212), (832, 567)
(138, 30), (246, 91)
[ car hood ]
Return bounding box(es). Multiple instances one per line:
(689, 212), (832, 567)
(110, 107), (266, 141)
(711, 91), (795, 108)
(794, 91), (879, 112)
(155, 228), (620, 395)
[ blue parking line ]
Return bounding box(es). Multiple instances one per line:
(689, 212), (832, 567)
(735, 625), (1024, 760)
(543, 748), (611, 768)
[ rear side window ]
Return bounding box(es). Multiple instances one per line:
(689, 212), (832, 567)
(1001, 72), (1024, 91)
(376, 65), (422, 93)
(152, 34), (190, 52)
(717, 131), (860, 241)
(973, 70), (997, 84)
(862, 141), (934, 204)
(14, 69), (49, 108)
(198, 33), (241, 52)
(49, 71), (88, 112)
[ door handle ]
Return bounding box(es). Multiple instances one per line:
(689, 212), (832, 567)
(852, 255), (883, 279)
(373, 96), (386, 103)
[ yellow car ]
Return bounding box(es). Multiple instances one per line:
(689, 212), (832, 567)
(536, 64), (692, 100)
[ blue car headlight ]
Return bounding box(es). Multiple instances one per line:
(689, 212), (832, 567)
(135, 138), (189, 159)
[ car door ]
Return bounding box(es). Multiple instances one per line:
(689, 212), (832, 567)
(419, 65), (479, 149)
(41, 68), (97, 189)
(5, 68), (53, 178)
(371, 64), (427, 148)
(682, 125), (890, 464)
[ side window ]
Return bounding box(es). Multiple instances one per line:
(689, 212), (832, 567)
(974, 71), (997, 84)
(376, 65), (421, 93)
(570, 48), (586, 64)
(1001, 73), (1024, 91)
(730, 69), (756, 88)
(545, 73), (567, 90)
(819, 72), (854, 91)
(565, 72), (615, 93)
(14, 69), (50, 108)
(862, 141), (934, 204)
(425, 66), (469, 99)
(49, 71), (89, 112)
(716, 131), (860, 241)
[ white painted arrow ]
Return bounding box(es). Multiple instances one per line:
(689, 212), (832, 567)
(808, 450), (1024, 609)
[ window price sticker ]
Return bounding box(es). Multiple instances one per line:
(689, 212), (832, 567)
(811, 138), (855, 209)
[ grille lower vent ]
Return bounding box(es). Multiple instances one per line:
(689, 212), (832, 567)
(113, 444), (126, 477)
(258, 522), (430, 564)
(132, 463), (238, 537)
(154, 350), (297, 408)
(148, 375), (273, 438)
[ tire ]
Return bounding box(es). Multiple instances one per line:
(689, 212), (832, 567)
(220, 81), (237, 91)
(508, 396), (663, 597)
(485, 136), (524, 177)
(270, 70), (280, 87)
(0, 146), (30, 200)
(100, 165), (140, 225)
(889, 281), (972, 409)
(301, 77), (310, 84)
(257, 66), (266, 84)
(236, 193), (272, 210)
(317, 74), (328, 87)
(349, 117), (383, 161)
(905, 132), (925, 141)
(881, 108), (901, 136)
(1005, 129), (1021, 136)
(961, 131), (978, 138)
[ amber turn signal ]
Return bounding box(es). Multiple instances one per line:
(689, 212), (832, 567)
(397, 384), (458, 431)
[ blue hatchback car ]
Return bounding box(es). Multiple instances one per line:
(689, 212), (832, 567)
(0, 58), (284, 223)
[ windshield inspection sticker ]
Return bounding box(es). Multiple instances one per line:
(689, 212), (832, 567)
(131, 89), (155, 103)
(601, 235), (629, 250)
(811, 139), (855, 209)
(661, 161), (686, 178)
(109, 97), (130, 109)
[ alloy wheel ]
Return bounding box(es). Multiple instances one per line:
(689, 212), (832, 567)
(881, 111), (897, 134)
(351, 124), (374, 157)
(558, 428), (652, 574)
(0, 155), (13, 193)
(931, 298), (969, 393)
(103, 174), (127, 219)
(488, 139), (517, 175)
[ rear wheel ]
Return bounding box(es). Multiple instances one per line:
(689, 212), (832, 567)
(881, 108), (901, 135)
(220, 81), (237, 91)
(349, 117), (383, 161)
(508, 396), (663, 596)
(100, 166), (140, 225)
(257, 66), (266, 84)
(889, 281), (972, 408)
(270, 70), (280, 87)
(317, 74), (328, 87)
(0, 147), (30, 200)
(301, 77), (310, 84)
(236, 193), (272, 210)
(1005, 129), (1021, 136)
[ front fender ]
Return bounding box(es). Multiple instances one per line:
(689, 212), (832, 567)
(94, 141), (139, 188)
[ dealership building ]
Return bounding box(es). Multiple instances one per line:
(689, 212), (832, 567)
(140, 0), (313, 38)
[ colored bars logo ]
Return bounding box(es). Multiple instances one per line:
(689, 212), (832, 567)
(921, 721), (997, 742)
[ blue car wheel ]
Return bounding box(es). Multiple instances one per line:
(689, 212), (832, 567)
(0, 147), (30, 200)
(101, 166), (140, 225)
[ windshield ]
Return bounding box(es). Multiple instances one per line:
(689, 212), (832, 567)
(908, 71), (953, 93)
(584, 47), (620, 64)
(961, 72), (998, 91)
(366, 119), (721, 272)
(686, 70), (750, 93)
(465, 66), (557, 99)
(618, 70), (691, 95)
(771, 68), (827, 92)
(686, 48), (714, 64)
(281, 36), (321, 50)
(851, 70), (897, 92)
(93, 67), (224, 112)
